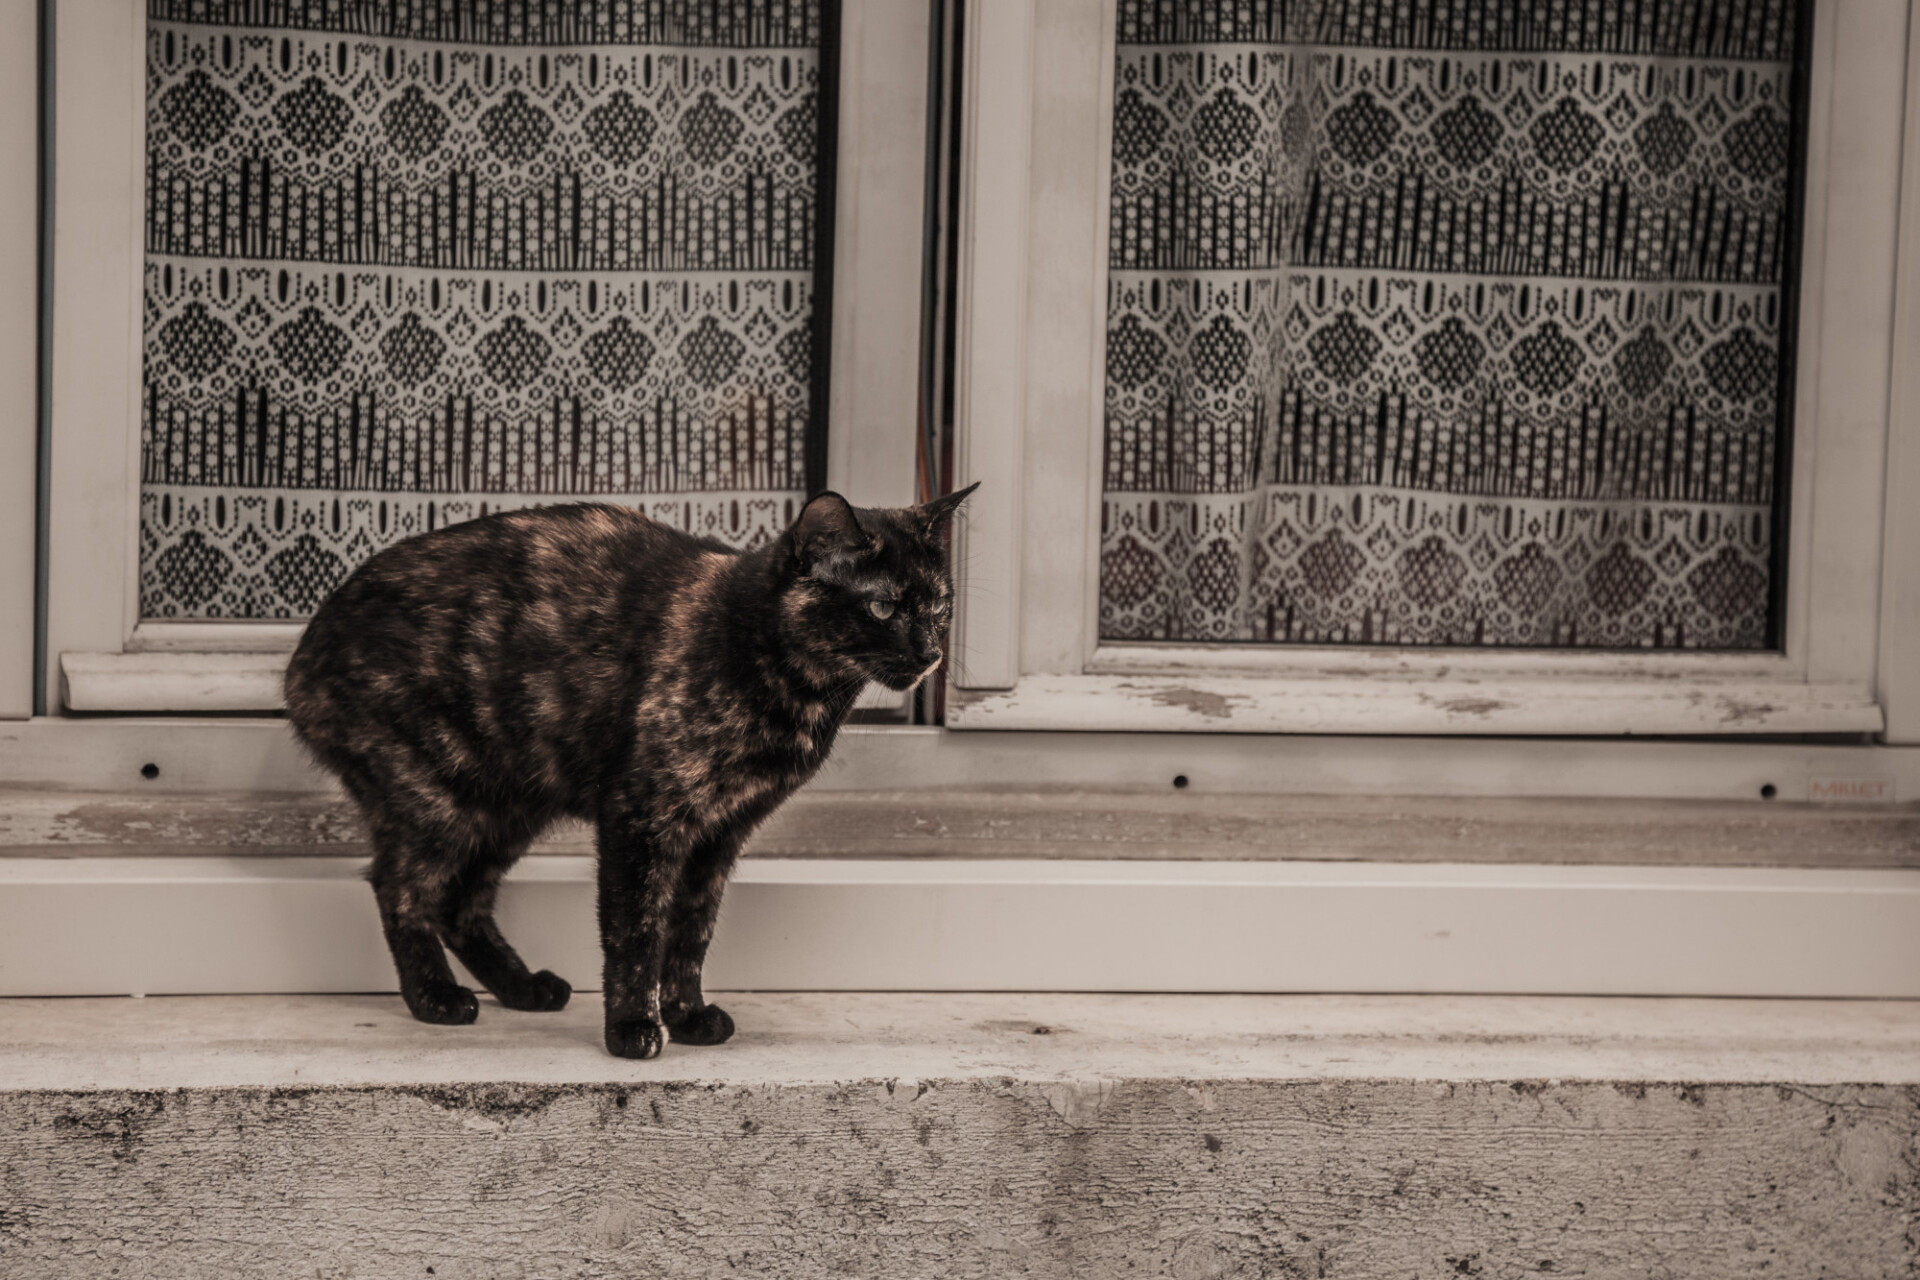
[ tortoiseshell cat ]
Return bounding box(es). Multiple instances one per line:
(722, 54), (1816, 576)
(284, 485), (976, 1058)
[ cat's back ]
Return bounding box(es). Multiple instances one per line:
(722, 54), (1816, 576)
(286, 504), (726, 738)
(332, 502), (695, 601)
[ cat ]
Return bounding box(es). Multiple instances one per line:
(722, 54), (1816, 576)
(283, 484), (977, 1058)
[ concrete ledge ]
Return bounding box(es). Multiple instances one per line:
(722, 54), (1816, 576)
(1, 993), (1916, 1277)
(5, 992), (1918, 1089)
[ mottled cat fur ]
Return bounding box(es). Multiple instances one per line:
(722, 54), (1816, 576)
(284, 485), (976, 1058)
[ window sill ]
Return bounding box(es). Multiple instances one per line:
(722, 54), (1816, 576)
(946, 672), (1885, 736)
(60, 648), (908, 715)
(1, 787), (1914, 998)
(2, 854), (1915, 998)
(6, 787), (1914, 869)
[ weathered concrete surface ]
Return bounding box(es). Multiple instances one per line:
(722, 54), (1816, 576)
(1, 994), (1917, 1277)
(7, 1078), (1915, 1278)
(3, 788), (1915, 866)
(5, 992), (1920, 1090)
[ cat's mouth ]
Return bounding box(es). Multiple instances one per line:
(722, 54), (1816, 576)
(872, 654), (945, 692)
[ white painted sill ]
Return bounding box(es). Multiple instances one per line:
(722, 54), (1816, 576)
(63, 652), (291, 713)
(945, 670), (1884, 736)
(6, 716), (1920, 800)
(2, 780), (1913, 1001)
(2, 855), (1915, 999)
(69, 635), (1884, 735)
(66, 626), (908, 714)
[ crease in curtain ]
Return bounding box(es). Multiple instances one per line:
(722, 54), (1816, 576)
(1100, 0), (1801, 648)
(141, 1), (823, 619)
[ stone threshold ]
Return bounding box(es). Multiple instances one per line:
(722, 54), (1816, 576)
(4, 993), (1917, 1277)
(2, 786), (1915, 867)
(3, 991), (1918, 1090)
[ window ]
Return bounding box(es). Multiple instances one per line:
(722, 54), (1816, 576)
(946, 0), (1911, 740)
(45, 0), (927, 717)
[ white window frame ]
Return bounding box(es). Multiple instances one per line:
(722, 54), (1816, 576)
(20, 0), (1916, 777)
(1881, 0), (1920, 746)
(8, 0), (1917, 1004)
(947, 0), (1913, 738)
(0, 0), (38, 721)
(43, 0), (929, 714)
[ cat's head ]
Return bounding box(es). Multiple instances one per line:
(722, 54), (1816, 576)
(778, 483), (980, 691)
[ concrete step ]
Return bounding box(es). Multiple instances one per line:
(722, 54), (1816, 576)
(1, 992), (1916, 1277)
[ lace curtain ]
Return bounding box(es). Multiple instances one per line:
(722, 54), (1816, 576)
(141, 1), (825, 619)
(1099, 0), (1803, 648)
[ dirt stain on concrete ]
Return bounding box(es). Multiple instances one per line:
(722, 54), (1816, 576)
(405, 1083), (569, 1121)
(50, 1092), (168, 1162)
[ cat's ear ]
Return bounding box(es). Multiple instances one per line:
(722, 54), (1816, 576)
(792, 491), (872, 571)
(915, 481), (980, 535)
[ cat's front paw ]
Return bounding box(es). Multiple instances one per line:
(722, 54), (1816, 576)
(527, 969), (572, 1010)
(404, 982), (480, 1026)
(667, 1003), (735, 1046)
(605, 1017), (665, 1059)
(497, 969), (572, 1012)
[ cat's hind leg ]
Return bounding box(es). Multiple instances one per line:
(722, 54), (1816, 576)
(439, 850), (571, 1012)
(366, 818), (479, 1026)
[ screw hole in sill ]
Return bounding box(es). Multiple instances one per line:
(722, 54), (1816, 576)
(1760, 783), (1778, 800)
(1172, 774), (1189, 789)
(139, 763), (159, 781)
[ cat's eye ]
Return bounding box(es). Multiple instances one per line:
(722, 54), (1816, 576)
(867, 599), (896, 621)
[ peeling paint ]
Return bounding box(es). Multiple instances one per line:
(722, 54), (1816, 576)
(1716, 700), (1781, 725)
(1137, 686), (1244, 719)
(1435, 698), (1511, 717)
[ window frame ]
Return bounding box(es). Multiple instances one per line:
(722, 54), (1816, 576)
(0, 0), (39, 720)
(1880, 0), (1920, 747)
(10, 0), (1917, 1004)
(945, 0), (1907, 737)
(43, 0), (929, 714)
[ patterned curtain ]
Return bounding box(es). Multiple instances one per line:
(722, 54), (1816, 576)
(1100, 0), (1802, 648)
(142, 1), (826, 619)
